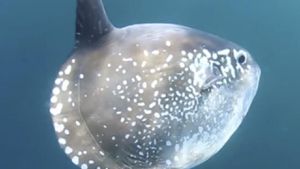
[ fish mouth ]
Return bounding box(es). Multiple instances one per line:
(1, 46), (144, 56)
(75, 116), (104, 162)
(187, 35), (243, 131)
(200, 65), (261, 112)
(200, 63), (224, 90)
(202, 76), (224, 90)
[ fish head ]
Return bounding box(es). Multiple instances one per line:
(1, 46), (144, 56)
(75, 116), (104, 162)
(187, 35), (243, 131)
(175, 32), (261, 167)
(203, 43), (261, 117)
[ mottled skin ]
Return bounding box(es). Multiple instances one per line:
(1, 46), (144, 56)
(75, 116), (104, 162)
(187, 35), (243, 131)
(50, 1), (260, 169)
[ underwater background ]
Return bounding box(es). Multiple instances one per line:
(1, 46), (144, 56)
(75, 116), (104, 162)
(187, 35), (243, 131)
(0, 0), (299, 169)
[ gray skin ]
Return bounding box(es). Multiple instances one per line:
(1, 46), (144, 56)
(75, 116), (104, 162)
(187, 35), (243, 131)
(50, 0), (261, 169)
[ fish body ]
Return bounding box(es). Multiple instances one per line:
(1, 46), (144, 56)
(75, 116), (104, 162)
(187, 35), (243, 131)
(50, 1), (261, 169)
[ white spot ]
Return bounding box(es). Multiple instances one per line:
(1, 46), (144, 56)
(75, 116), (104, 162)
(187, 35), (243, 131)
(131, 121), (136, 126)
(154, 112), (160, 118)
(141, 61), (147, 68)
(58, 138), (66, 145)
(125, 134), (130, 139)
(144, 50), (149, 56)
(181, 50), (187, 56)
(188, 52), (194, 59)
(138, 102), (145, 107)
(196, 53), (202, 59)
(151, 80), (158, 88)
(150, 69), (156, 73)
(50, 96), (58, 103)
(217, 49), (230, 55)
(135, 75), (142, 81)
(117, 85), (122, 90)
(71, 59), (76, 63)
(106, 77), (110, 82)
(52, 87), (60, 95)
(62, 118), (68, 123)
(144, 109), (152, 115)
(166, 160), (172, 165)
(152, 50), (160, 55)
(72, 156), (79, 165)
(112, 136), (116, 141)
(142, 82), (147, 88)
(120, 117), (125, 123)
(213, 53), (218, 59)
(50, 103), (63, 116)
(64, 65), (72, 75)
(166, 140), (172, 146)
(65, 146), (73, 154)
(61, 80), (70, 91)
(99, 151), (105, 156)
(179, 62), (185, 68)
(133, 61), (138, 66)
(54, 123), (64, 133)
(79, 74), (84, 79)
(55, 78), (63, 85)
(127, 107), (133, 112)
(64, 129), (70, 135)
(76, 121), (81, 126)
(181, 57), (188, 62)
(136, 114), (144, 119)
(165, 40), (172, 47)
(149, 102), (156, 108)
(68, 97), (72, 103)
(122, 57), (133, 62)
(138, 89), (144, 94)
(81, 164), (88, 169)
(203, 49), (212, 58)
(166, 54), (173, 63)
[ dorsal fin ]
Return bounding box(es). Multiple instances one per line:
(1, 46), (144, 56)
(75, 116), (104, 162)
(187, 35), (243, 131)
(75, 0), (114, 48)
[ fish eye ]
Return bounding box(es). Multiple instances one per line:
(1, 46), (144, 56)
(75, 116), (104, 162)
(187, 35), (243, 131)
(237, 54), (247, 64)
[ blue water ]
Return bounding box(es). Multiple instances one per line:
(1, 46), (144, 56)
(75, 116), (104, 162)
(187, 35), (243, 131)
(1, 0), (299, 169)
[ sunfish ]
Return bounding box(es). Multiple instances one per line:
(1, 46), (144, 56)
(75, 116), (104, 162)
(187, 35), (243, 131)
(49, 0), (261, 169)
